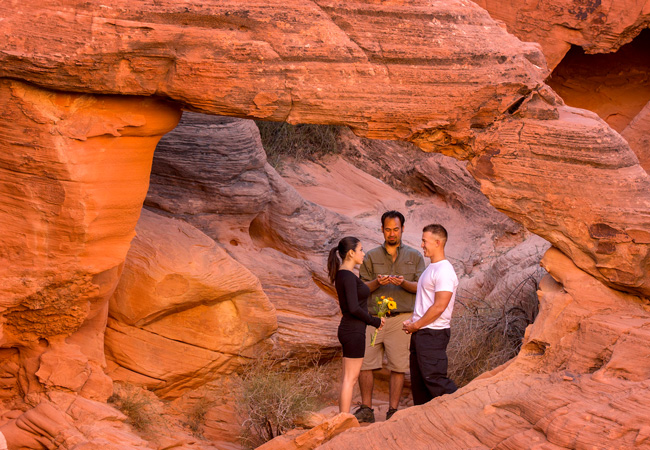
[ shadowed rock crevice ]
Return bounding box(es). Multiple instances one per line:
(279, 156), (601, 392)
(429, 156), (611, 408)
(546, 28), (650, 133)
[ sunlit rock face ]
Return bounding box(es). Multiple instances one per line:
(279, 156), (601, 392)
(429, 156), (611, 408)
(473, 1), (650, 175)
(105, 209), (277, 398)
(3, 0), (648, 297)
(0, 79), (181, 402)
(545, 31), (650, 174)
(0, 0), (649, 448)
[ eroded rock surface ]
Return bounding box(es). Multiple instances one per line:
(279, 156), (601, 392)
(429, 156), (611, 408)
(546, 30), (650, 132)
(0, 0), (649, 448)
(623, 101), (650, 173)
(145, 113), (350, 359)
(2, 0), (648, 296)
(473, 0), (650, 69)
(0, 79), (181, 404)
(105, 209), (276, 398)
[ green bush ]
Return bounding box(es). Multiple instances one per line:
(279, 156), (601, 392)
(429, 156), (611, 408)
(255, 121), (342, 168)
(236, 355), (331, 448)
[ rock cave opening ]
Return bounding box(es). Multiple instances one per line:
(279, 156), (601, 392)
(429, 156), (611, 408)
(546, 28), (650, 132)
(141, 111), (549, 395)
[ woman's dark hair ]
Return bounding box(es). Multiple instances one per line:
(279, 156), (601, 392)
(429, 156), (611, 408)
(327, 236), (361, 283)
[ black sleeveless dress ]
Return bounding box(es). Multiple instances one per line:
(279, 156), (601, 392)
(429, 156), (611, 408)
(335, 270), (382, 358)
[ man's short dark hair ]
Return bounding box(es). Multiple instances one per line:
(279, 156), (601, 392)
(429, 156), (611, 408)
(381, 210), (405, 228)
(422, 224), (448, 242)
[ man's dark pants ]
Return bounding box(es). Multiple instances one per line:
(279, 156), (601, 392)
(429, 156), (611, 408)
(409, 328), (458, 405)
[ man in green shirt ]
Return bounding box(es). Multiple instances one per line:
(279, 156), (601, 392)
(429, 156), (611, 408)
(354, 211), (426, 422)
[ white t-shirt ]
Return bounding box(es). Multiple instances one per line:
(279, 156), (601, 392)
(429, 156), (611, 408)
(412, 259), (458, 329)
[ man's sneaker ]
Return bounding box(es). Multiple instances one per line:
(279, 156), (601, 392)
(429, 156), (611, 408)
(386, 407), (398, 421)
(353, 404), (375, 423)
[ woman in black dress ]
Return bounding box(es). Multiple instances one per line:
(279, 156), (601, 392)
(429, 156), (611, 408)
(328, 236), (385, 414)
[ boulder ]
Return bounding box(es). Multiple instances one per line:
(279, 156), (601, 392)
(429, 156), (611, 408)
(105, 209), (276, 397)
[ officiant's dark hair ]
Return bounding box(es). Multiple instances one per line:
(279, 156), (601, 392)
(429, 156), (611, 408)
(328, 236), (361, 283)
(381, 210), (405, 228)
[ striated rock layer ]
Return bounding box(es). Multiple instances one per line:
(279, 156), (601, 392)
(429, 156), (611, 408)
(473, 0), (650, 69)
(145, 113), (361, 358)
(2, 0), (649, 297)
(0, 79), (181, 403)
(146, 112), (548, 365)
(0, 0), (649, 447)
(105, 209), (277, 398)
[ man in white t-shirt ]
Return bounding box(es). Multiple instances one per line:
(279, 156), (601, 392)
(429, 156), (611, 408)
(402, 224), (458, 405)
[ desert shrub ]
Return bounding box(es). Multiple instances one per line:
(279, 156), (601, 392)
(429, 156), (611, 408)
(108, 383), (161, 432)
(184, 395), (214, 437)
(236, 354), (332, 448)
(255, 121), (342, 168)
(448, 268), (545, 387)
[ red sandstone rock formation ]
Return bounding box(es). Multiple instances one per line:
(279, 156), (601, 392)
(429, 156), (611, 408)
(258, 413), (359, 450)
(545, 30), (650, 132)
(0, 78), (180, 405)
(622, 101), (650, 173)
(0, 0), (649, 448)
(3, 0), (648, 297)
(105, 209), (276, 398)
(472, 0), (650, 70)
(145, 113), (349, 359)
(145, 112), (546, 366)
(473, 2), (650, 169)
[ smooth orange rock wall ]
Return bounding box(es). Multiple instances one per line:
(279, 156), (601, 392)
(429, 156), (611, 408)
(0, 79), (181, 400)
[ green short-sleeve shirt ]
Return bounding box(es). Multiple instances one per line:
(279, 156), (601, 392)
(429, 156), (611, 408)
(359, 243), (426, 314)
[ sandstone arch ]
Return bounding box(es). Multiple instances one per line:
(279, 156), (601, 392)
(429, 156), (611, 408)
(1, 0), (648, 297)
(1, 0), (650, 448)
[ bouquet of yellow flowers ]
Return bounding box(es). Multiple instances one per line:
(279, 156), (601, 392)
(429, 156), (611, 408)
(370, 296), (397, 346)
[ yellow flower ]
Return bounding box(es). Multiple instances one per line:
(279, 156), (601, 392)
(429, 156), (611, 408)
(381, 296), (386, 300)
(387, 300), (397, 310)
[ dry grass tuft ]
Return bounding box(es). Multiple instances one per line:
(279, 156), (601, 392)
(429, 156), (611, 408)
(108, 383), (161, 432)
(255, 121), (342, 168)
(183, 395), (215, 437)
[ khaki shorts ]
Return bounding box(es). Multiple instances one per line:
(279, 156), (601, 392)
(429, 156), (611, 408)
(361, 312), (411, 373)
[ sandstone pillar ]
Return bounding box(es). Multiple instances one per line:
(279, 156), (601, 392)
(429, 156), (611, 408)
(0, 79), (181, 401)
